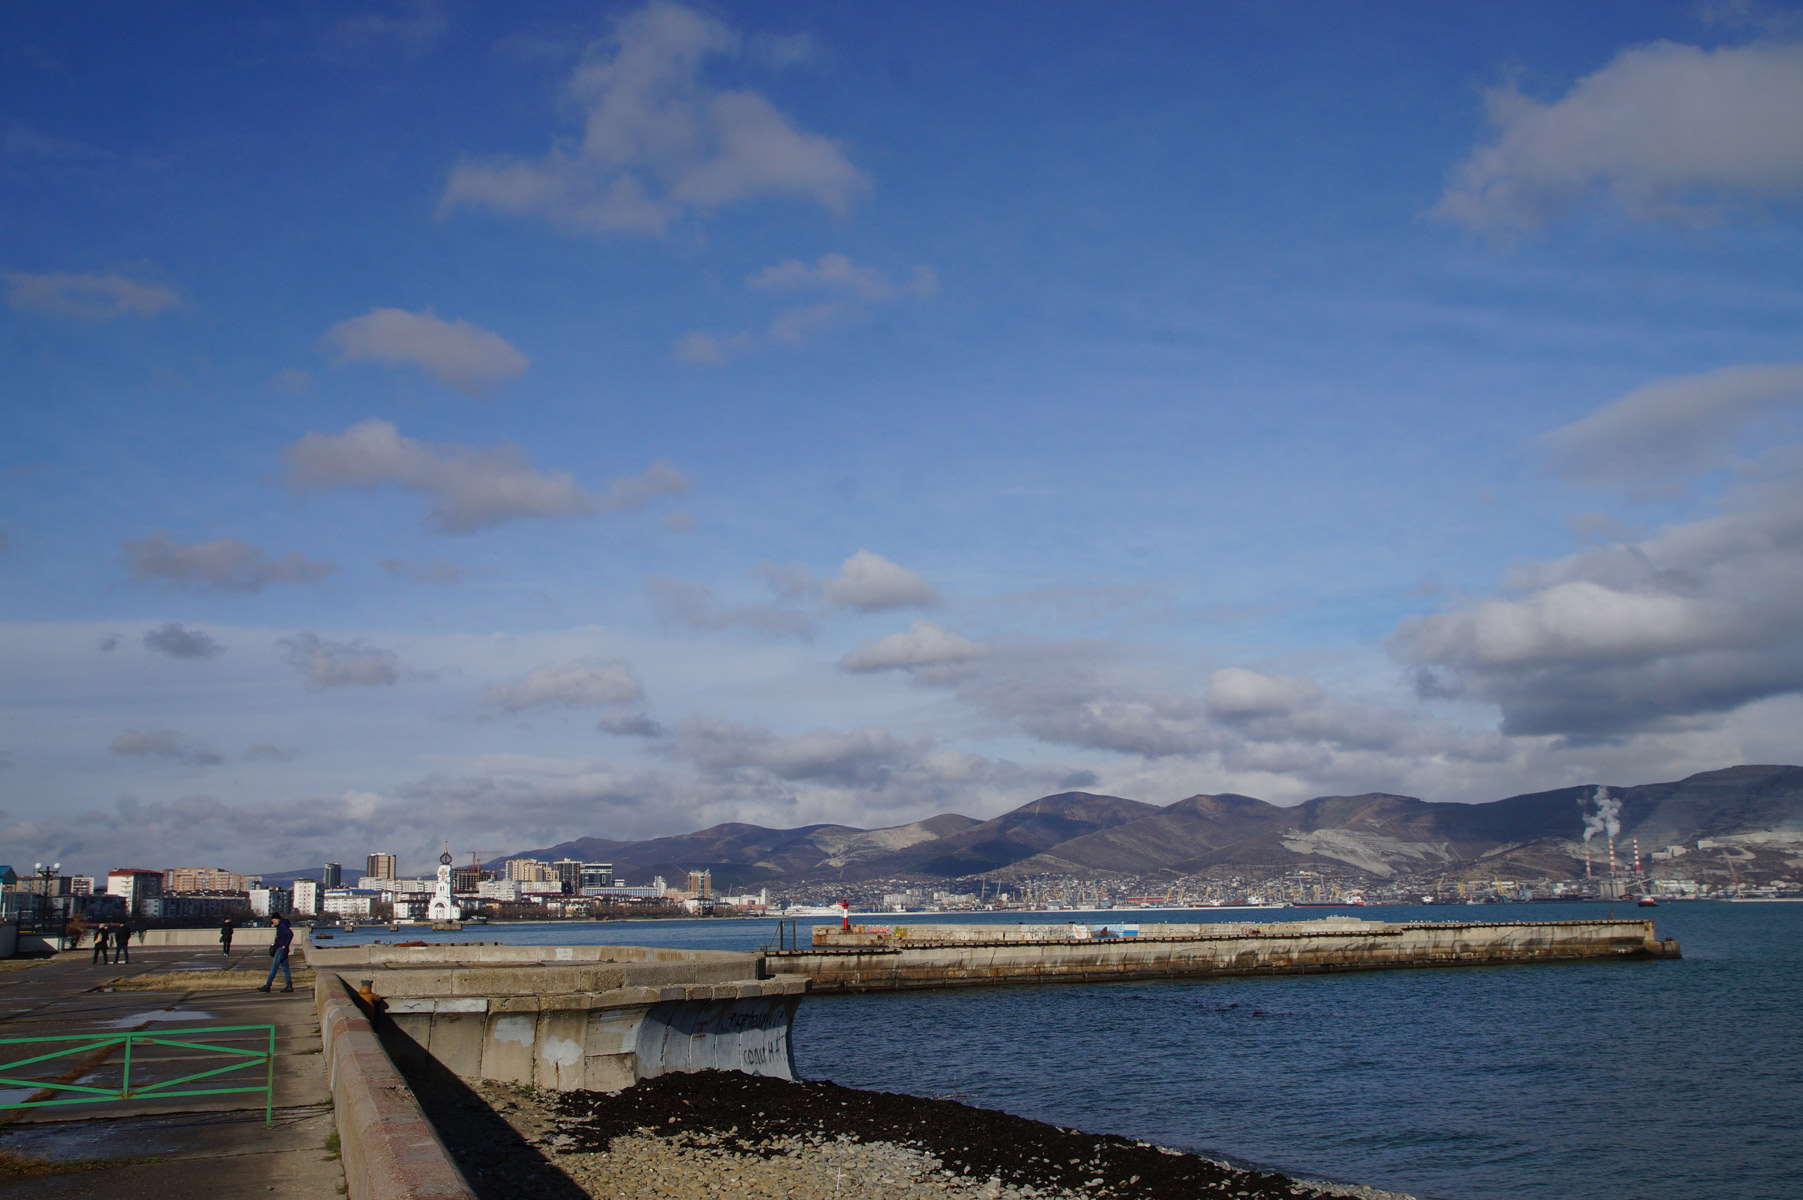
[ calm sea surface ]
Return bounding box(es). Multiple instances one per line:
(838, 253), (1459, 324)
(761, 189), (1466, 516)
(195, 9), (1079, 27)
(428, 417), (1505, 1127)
(327, 902), (1803, 1200)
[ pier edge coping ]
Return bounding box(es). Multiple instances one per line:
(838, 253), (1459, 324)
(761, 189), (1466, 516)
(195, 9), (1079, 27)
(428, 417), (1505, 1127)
(316, 971), (478, 1200)
(787, 916), (1664, 952)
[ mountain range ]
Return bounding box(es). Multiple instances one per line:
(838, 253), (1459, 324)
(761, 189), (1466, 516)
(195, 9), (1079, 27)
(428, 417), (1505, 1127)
(495, 764), (1803, 890)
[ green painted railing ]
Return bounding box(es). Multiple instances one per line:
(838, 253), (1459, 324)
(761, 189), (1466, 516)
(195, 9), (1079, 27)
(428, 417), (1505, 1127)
(0, 1025), (275, 1125)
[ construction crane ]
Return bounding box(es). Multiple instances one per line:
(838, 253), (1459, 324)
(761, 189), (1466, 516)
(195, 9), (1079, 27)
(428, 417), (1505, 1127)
(1721, 850), (1745, 897)
(469, 850), (503, 880)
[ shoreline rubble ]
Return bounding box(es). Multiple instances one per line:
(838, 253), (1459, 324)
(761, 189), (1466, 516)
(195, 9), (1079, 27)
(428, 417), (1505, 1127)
(421, 1069), (1415, 1200)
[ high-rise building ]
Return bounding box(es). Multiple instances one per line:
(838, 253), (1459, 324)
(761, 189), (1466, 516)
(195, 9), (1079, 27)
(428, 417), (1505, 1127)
(580, 862), (614, 890)
(292, 878), (320, 916)
(505, 858), (551, 883)
(684, 869), (712, 899)
(323, 862), (342, 888)
(106, 869), (164, 916)
(365, 853), (397, 881)
(165, 867), (250, 894)
(553, 859), (582, 895)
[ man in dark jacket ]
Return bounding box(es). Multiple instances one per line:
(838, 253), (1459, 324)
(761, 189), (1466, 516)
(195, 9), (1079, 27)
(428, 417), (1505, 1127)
(90, 922), (109, 965)
(220, 918), (234, 956)
(256, 916), (294, 993)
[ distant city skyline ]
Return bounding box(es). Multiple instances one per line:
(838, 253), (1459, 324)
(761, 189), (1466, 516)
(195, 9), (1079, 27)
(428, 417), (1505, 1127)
(4, 2), (1802, 875)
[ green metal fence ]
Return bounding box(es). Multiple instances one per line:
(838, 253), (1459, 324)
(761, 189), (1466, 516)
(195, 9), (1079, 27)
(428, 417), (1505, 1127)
(0, 1025), (275, 1125)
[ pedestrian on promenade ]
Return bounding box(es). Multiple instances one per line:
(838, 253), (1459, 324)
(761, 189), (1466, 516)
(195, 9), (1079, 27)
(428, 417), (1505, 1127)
(112, 921), (130, 964)
(257, 916), (294, 993)
(90, 922), (109, 966)
(220, 918), (234, 956)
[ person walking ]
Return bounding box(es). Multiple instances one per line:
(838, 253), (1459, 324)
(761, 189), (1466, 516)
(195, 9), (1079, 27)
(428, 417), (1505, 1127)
(90, 922), (109, 966)
(257, 916), (294, 993)
(220, 918), (234, 956)
(112, 921), (130, 964)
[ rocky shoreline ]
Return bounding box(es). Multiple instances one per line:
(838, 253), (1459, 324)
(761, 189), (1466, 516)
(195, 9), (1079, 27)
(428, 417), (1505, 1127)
(402, 1061), (1413, 1200)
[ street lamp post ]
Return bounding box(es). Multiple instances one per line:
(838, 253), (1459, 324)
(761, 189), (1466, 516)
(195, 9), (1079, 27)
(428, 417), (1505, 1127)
(30, 862), (61, 941)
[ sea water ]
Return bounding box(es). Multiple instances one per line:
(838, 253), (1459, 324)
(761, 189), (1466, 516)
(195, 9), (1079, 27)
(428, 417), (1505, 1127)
(327, 902), (1803, 1200)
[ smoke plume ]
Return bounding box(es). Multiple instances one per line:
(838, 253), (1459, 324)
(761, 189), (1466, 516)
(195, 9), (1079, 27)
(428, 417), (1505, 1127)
(1580, 786), (1622, 843)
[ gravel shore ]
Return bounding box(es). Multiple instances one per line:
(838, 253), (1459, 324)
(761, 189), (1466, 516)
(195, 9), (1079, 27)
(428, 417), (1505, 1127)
(409, 1065), (1414, 1200)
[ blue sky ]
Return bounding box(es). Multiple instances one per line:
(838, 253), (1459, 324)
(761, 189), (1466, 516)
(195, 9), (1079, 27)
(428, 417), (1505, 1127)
(4, 1), (1803, 876)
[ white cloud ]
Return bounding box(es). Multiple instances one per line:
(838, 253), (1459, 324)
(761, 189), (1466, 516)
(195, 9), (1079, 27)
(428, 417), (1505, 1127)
(1439, 40), (1803, 230)
(665, 717), (929, 788)
(481, 657), (644, 714)
(279, 632), (401, 689)
(747, 253), (936, 302)
(142, 622), (224, 660)
(1543, 363), (1803, 491)
(646, 576), (818, 639)
(1395, 462), (1803, 737)
(671, 329), (751, 364)
(282, 418), (686, 532)
(826, 549), (939, 611)
(441, 1), (868, 238)
(648, 550), (938, 639)
(6, 271), (180, 321)
(124, 533), (335, 593)
(840, 620), (988, 679)
(679, 255), (936, 363)
(109, 728), (222, 766)
(320, 307), (528, 396)
(324, 0), (451, 59)
(1204, 668), (1323, 720)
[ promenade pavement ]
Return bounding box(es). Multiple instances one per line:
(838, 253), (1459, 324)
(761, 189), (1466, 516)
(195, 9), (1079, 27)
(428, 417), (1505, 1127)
(0, 942), (344, 1197)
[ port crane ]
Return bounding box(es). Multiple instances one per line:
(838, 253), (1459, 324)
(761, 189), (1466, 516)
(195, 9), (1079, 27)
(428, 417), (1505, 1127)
(1721, 850), (1746, 897)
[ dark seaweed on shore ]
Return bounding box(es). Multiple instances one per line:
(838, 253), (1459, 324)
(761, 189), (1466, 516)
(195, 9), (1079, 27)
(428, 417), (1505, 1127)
(550, 1071), (1344, 1199)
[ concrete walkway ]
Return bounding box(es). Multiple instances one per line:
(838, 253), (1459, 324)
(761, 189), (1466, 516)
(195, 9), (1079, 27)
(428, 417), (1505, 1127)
(0, 946), (344, 1196)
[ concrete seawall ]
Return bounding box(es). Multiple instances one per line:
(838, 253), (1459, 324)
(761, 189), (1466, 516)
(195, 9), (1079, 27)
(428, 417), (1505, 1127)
(317, 974), (477, 1200)
(774, 917), (1680, 992)
(307, 940), (807, 1093)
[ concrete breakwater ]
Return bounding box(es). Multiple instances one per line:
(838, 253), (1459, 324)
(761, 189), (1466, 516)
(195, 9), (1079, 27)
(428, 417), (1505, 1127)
(770, 916), (1680, 993)
(305, 939), (807, 1093)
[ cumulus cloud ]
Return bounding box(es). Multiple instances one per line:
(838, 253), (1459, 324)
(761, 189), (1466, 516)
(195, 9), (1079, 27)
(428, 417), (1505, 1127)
(1395, 463), (1803, 737)
(1544, 363), (1803, 491)
(599, 711), (666, 738)
(279, 632), (401, 689)
(441, 1), (868, 238)
(124, 533), (336, 593)
(827, 549), (939, 611)
(1438, 40), (1803, 230)
(649, 550), (939, 639)
(840, 620), (988, 680)
(282, 418), (686, 532)
(109, 728), (222, 766)
(320, 307), (528, 396)
(142, 622), (224, 660)
(1204, 668), (1323, 720)
(6, 271), (180, 321)
(380, 556), (467, 585)
(481, 657), (644, 714)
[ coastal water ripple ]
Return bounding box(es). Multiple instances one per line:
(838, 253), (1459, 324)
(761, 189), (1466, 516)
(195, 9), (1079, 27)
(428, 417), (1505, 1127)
(329, 902), (1801, 1199)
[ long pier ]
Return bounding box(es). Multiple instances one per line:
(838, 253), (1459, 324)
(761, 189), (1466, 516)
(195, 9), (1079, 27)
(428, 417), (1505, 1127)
(768, 916), (1679, 993)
